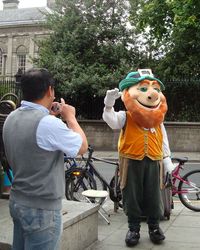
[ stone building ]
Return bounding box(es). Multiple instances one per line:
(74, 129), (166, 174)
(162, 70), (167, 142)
(0, 0), (55, 76)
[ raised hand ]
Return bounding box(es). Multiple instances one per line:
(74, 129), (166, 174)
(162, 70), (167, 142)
(104, 88), (122, 108)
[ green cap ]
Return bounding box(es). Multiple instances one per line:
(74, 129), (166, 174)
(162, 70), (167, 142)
(119, 71), (165, 91)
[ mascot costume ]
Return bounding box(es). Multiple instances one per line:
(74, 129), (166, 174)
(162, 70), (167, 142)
(103, 69), (175, 247)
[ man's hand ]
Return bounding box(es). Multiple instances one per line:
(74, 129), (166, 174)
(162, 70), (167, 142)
(104, 88), (122, 108)
(59, 98), (76, 122)
(163, 157), (176, 174)
(50, 98), (76, 121)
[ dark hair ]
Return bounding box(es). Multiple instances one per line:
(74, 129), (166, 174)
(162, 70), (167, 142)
(20, 68), (55, 101)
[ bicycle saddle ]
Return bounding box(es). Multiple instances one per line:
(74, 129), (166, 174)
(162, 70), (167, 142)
(172, 157), (188, 164)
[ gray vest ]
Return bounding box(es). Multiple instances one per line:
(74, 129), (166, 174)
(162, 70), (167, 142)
(3, 108), (64, 210)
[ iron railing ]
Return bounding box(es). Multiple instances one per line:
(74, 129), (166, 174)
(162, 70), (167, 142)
(0, 76), (22, 105)
(0, 76), (200, 121)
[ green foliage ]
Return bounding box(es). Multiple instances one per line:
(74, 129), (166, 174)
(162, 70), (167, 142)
(35, 0), (142, 100)
(129, 0), (200, 78)
(33, 0), (200, 121)
(164, 78), (200, 121)
(129, 0), (174, 41)
(0, 81), (16, 98)
(0, 85), (10, 98)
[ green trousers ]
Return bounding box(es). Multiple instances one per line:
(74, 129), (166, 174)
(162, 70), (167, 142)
(122, 157), (162, 231)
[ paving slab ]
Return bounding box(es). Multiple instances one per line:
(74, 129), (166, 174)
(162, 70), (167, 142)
(86, 199), (200, 250)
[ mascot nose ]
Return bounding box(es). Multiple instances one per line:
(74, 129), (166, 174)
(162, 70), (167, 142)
(147, 91), (158, 101)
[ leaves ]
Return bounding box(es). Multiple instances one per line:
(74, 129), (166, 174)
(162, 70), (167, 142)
(35, 0), (141, 102)
(129, 0), (200, 77)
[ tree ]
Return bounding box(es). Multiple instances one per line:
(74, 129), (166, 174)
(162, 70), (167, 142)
(129, 0), (200, 78)
(36, 0), (141, 102)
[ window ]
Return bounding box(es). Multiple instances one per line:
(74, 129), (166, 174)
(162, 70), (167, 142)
(18, 54), (26, 73)
(17, 45), (27, 74)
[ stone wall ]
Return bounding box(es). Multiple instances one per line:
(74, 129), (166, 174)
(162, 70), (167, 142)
(79, 120), (200, 152)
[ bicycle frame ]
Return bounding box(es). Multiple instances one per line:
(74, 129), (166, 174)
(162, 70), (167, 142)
(171, 163), (185, 195)
(65, 146), (121, 205)
(84, 155), (119, 194)
(64, 156), (78, 170)
(171, 159), (200, 195)
(82, 155), (122, 208)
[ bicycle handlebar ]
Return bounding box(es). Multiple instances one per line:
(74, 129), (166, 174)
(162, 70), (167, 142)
(85, 145), (118, 166)
(92, 156), (118, 166)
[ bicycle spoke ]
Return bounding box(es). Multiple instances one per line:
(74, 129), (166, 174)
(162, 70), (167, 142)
(178, 170), (200, 211)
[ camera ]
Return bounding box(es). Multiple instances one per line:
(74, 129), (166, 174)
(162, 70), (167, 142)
(51, 103), (60, 112)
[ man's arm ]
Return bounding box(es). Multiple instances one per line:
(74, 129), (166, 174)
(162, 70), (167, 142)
(103, 107), (126, 130)
(60, 98), (88, 155)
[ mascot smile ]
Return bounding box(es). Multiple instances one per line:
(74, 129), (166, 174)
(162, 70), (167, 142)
(119, 71), (167, 128)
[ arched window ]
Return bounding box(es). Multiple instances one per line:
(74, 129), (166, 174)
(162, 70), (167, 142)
(17, 45), (27, 74)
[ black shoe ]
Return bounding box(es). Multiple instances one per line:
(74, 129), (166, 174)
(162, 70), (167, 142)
(149, 227), (165, 244)
(125, 229), (140, 247)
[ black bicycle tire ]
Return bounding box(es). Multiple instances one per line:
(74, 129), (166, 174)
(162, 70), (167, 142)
(65, 168), (97, 202)
(178, 169), (200, 212)
(81, 160), (108, 204)
(110, 176), (123, 208)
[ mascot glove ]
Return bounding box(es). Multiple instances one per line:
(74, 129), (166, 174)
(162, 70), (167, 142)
(163, 156), (176, 174)
(104, 88), (122, 108)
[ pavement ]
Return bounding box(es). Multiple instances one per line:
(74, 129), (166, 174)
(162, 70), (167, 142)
(85, 150), (200, 250)
(86, 199), (200, 250)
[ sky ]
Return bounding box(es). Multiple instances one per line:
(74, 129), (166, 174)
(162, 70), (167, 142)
(0, 0), (47, 10)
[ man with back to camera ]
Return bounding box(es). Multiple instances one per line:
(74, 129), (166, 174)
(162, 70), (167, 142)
(3, 68), (88, 250)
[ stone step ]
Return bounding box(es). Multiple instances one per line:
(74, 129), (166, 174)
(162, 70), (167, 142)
(0, 199), (99, 250)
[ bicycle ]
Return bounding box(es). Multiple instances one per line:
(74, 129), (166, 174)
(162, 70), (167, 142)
(65, 148), (200, 212)
(65, 146), (122, 211)
(170, 157), (200, 212)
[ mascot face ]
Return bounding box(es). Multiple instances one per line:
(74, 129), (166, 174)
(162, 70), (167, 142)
(122, 80), (168, 128)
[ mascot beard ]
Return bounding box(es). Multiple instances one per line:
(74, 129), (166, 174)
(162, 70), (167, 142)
(123, 90), (168, 129)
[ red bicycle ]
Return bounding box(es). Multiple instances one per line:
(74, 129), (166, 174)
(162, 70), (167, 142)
(170, 157), (200, 211)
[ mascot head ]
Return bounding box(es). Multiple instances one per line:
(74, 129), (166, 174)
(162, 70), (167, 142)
(119, 69), (167, 128)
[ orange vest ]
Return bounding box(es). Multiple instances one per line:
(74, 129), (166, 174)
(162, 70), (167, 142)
(118, 112), (163, 160)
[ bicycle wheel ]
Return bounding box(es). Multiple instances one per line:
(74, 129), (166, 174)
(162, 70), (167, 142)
(88, 163), (107, 189)
(178, 169), (200, 211)
(110, 175), (123, 209)
(87, 162), (108, 204)
(65, 168), (97, 202)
